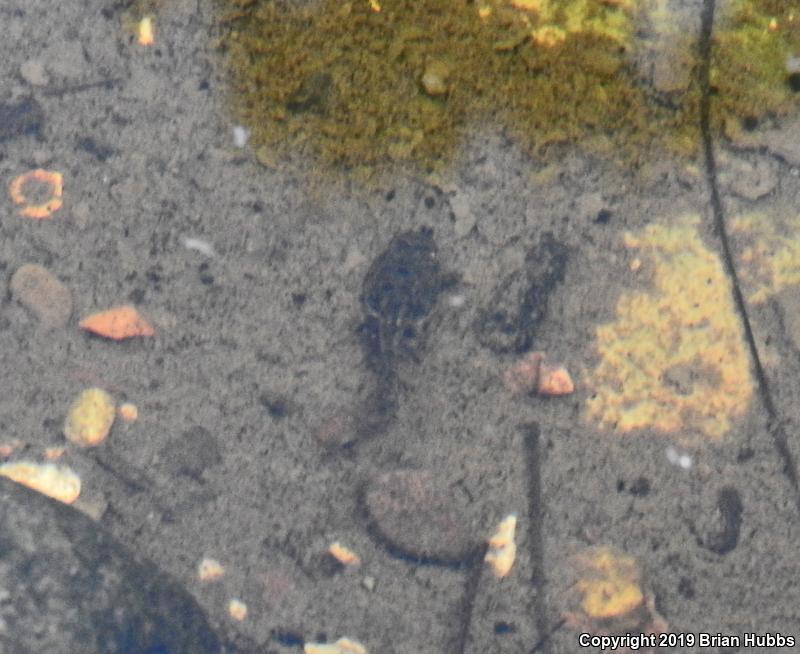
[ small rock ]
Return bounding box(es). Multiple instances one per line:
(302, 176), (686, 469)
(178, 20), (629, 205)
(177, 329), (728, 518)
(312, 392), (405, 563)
(421, 60), (450, 97)
(10, 263), (73, 329)
(64, 388), (116, 448)
(362, 468), (481, 564)
(20, 59), (49, 86)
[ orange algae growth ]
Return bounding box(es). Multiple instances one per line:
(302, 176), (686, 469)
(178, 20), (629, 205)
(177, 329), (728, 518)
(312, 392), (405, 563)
(586, 215), (752, 443)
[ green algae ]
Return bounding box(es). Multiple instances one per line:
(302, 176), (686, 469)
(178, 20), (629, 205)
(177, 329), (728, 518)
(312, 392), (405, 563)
(218, 0), (687, 180)
(712, 0), (800, 129)
(215, 0), (799, 181)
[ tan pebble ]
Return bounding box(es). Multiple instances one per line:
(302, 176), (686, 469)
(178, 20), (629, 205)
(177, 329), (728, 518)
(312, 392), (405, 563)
(117, 403), (139, 423)
(328, 542), (361, 567)
(421, 60), (450, 96)
(485, 514), (517, 578)
(0, 461), (81, 504)
(64, 388), (116, 447)
(304, 638), (368, 654)
(227, 598), (247, 621)
(198, 557), (225, 582)
(10, 263), (73, 329)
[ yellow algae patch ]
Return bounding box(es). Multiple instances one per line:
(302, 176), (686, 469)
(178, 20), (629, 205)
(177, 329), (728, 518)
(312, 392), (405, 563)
(572, 546), (643, 619)
(0, 461), (81, 504)
(586, 215), (752, 442)
(64, 388), (116, 447)
(729, 213), (800, 304)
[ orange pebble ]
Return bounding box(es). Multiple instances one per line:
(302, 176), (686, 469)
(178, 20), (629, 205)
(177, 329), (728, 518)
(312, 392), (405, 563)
(117, 403), (139, 423)
(79, 305), (154, 340)
(8, 169), (63, 219)
(537, 361), (574, 396)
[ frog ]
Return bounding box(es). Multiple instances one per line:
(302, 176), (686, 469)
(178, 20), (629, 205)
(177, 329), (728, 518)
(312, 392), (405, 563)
(359, 226), (453, 377)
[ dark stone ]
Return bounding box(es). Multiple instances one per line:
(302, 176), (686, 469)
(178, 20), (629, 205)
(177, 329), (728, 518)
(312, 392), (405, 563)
(788, 72), (800, 93)
(161, 426), (222, 481)
(361, 468), (482, 566)
(0, 477), (222, 654)
(0, 97), (45, 142)
(475, 233), (568, 354)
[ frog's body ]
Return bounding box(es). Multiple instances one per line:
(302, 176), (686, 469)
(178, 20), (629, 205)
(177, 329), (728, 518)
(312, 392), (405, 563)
(359, 227), (448, 375)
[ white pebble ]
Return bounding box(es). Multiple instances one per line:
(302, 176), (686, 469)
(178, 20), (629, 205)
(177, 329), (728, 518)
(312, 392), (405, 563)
(666, 446), (692, 470)
(232, 125), (250, 148)
(180, 236), (217, 258)
(786, 55), (800, 74)
(448, 293), (466, 308)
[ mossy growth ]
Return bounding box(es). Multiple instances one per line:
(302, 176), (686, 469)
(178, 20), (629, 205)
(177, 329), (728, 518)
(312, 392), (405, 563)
(216, 0), (691, 181)
(712, 0), (800, 130)
(213, 0), (799, 181)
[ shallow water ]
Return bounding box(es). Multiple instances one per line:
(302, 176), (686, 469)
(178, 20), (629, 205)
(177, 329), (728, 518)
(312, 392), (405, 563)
(1, 0), (800, 652)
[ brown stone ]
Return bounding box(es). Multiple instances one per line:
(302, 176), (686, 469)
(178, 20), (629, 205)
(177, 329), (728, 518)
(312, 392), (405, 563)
(10, 263), (72, 329)
(363, 468), (481, 565)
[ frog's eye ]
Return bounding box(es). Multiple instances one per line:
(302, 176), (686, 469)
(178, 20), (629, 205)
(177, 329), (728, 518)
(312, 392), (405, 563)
(402, 326), (417, 340)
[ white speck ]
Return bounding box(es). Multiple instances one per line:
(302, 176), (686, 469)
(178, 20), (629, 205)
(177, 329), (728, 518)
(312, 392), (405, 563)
(181, 236), (217, 258)
(448, 293), (466, 308)
(666, 446), (692, 470)
(232, 125), (250, 148)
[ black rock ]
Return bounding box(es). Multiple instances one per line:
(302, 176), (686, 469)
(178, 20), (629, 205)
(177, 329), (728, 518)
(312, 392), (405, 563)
(0, 477), (222, 654)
